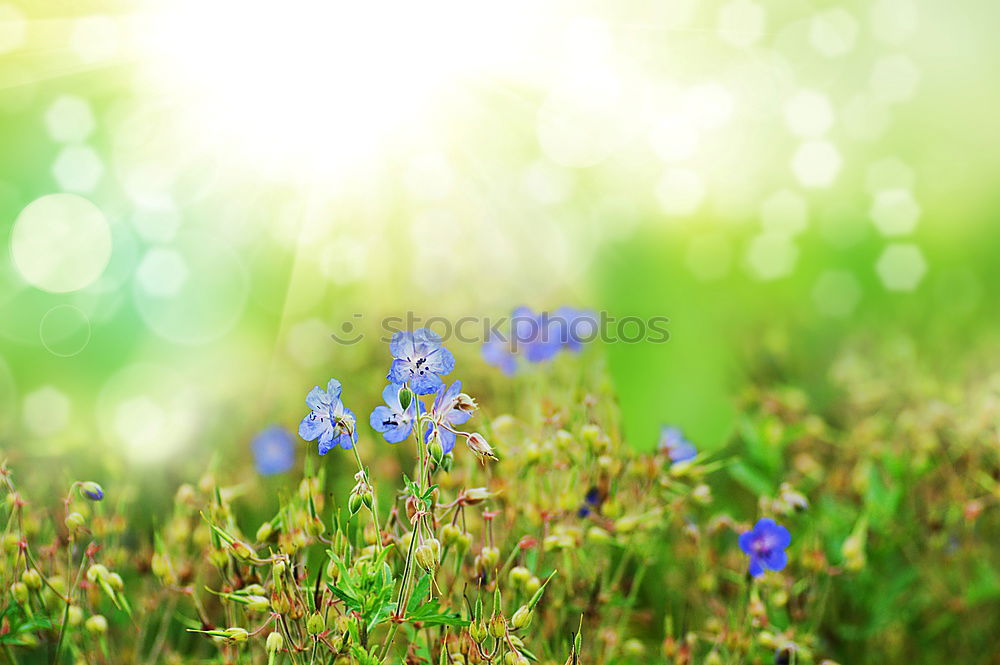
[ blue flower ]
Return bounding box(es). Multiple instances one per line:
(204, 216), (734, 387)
(425, 380), (473, 454)
(252, 426), (295, 475)
(481, 337), (518, 375)
(549, 307), (599, 352)
(659, 426), (697, 464)
(738, 518), (791, 577)
(298, 378), (358, 455)
(577, 486), (604, 518)
(369, 383), (419, 443)
(387, 328), (456, 396)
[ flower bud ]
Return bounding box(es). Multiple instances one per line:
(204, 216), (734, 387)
(441, 523), (461, 546)
(415, 541), (439, 572)
(80, 481), (104, 501)
(470, 621), (488, 643)
(65, 512), (86, 532)
(86, 564), (109, 584)
(85, 615), (108, 634)
(307, 612), (325, 635)
(397, 385), (414, 411)
(428, 438), (445, 466)
(21, 568), (42, 590)
(266, 631), (284, 653)
(231, 541), (256, 561)
(348, 492), (364, 515)
(246, 595), (270, 612)
(511, 605), (533, 629)
(456, 531), (472, 553)
(464, 488), (492, 505)
(224, 627), (249, 642)
(11, 582), (28, 604)
(256, 522), (274, 542)
(67, 605), (84, 627)
(489, 614), (506, 638)
(107, 572), (124, 592)
(509, 566), (531, 589)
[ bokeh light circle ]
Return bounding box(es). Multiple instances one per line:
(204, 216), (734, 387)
(39, 305), (91, 357)
(11, 193), (112, 293)
(132, 232), (248, 344)
(97, 363), (198, 464)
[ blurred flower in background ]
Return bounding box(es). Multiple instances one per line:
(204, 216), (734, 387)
(251, 426), (295, 476)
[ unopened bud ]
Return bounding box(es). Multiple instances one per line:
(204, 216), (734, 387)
(256, 522), (274, 542)
(11, 582), (28, 604)
(67, 605), (84, 627)
(224, 627), (249, 642)
(85, 615), (108, 634)
(470, 621), (488, 643)
(266, 631), (284, 653)
(80, 481), (104, 501)
(65, 512), (86, 532)
(429, 438), (445, 466)
(246, 595), (270, 612)
(509, 566), (531, 589)
(415, 541), (439, 572)
(397, 385), (414, 411)
(86, 564), (108, 584)
(231, 541), (256, 561)
(440, 453), (454, 472)
(307, 612), (325, 635)
(107, 572), (124, 591)
(348, 492), (364, 515)
(441, 523), (461, 546)
(22, 569), (42, 590)
(511, 605), (533, 629)
(489, 615), (506, 638)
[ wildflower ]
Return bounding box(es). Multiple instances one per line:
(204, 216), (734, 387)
(481, 306), (560, 373)
(252, 426), (295, 475)
(659, 426), (697, 464)
(549, 307), (599, 352)
(425, 381), (473, 453)
(298, 378), (358, 454)
(738, 518), (791, 577)
(80, 481), (104, 501)
(369, 383), (419, 443)
(387, 328), (455, 395)
(576, 486), (604, 518)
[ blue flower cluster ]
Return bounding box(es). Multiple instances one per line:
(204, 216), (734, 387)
(482, 306), (598, 375)
(297, 328), (494, 461)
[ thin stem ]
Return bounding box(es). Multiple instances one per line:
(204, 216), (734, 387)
(350, 444), (383, 554)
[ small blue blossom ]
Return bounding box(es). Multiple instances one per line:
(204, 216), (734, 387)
(549, 307), (599, 353)
(659, 426), (697, 464)
(369, 383), (419, 444)
(387, 328), (456, 396)
(251, 426), (295, 475)
(298, 378), (358, 455)
(425, 380), (473, 454)
(738, 518), (791, 577)
(483, 306), (597, 374)
(577, 486), (604, 518)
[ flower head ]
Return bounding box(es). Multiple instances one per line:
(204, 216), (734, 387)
(387, 328), (456, 395)
(425, 380), (473, 453)
(298, 378), (358, 455)
(251, 426), (295, 475)
(659, 426), (697, 464)
(369, 383), (419, 443)
(549, 307), (599, 353)
(738, 518), (791, 577)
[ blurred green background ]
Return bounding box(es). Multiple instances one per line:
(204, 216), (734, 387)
(1, 0), (999, 481)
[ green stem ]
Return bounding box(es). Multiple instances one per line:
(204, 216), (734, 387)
(350, 444), (383, 554)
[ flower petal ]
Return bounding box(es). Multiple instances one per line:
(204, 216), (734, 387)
(298, 414), (326, 441)
(390, 331), (415, 359)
